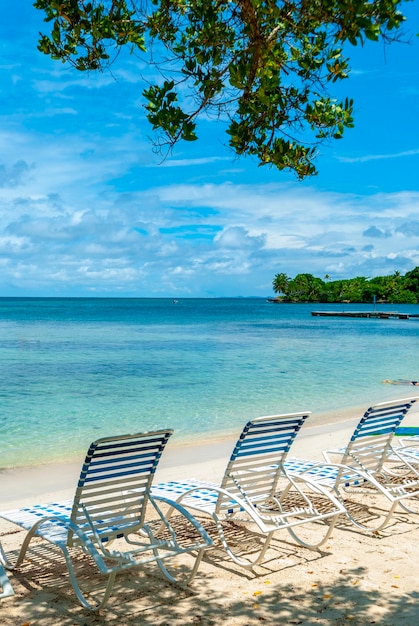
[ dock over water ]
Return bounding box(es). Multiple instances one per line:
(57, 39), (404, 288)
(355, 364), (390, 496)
(311, 311), (419, 320)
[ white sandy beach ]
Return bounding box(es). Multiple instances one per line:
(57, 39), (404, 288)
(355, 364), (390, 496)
(1, 400), (419, 625)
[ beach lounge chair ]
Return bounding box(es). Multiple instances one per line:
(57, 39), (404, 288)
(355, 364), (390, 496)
(391, 423), (419, 450)
(151, 413), (346, 570)
(325, 397), (419, 484)
(0, 430), (212, 610)
(284, 397), (419, 532)
(390, 429), (419, 470)
(0, 562), (13, 599)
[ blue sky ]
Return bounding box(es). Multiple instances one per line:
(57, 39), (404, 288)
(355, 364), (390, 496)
(1, 3), (418, 297)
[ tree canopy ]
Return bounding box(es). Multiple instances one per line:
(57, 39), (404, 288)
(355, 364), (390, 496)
(272, 267), (419, 304)
(34, 0), (408, 178)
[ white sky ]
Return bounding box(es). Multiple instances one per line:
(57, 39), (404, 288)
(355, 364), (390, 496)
(0, 2), (418, 297)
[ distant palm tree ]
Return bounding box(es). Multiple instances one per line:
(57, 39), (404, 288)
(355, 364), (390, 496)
(272, 273), (289, 296)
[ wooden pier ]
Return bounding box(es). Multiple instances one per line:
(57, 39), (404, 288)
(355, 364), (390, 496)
(311, 311), (419, 320)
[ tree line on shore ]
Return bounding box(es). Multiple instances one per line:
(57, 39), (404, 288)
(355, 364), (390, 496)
(272, 267), (419, 304)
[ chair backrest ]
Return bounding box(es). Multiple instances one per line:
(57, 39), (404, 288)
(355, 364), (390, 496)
(68, 430), (173, 546)
(217, 412), (311, 514)
(341, 397), (418, 475)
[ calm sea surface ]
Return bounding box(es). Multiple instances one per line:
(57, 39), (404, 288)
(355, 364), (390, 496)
(0, 297), (418, 468)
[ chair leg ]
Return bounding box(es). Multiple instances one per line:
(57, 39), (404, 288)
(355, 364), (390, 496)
(286, 515), (337, 549)
(212, 516), (274, 569)
(154, 543), (206, 585)
(153, 508), (274, 570)
(0, 563), (14, 599)
(139, 516), (207, 585)
(275, 480), (342, 549)
(340, 492), (399, 532)
(140, 495), (213, 584)
(397, 494), (419, 515)
(0, 523), (39, 573)
(61, 545), (117, 611)
(1, 519), (117, 611)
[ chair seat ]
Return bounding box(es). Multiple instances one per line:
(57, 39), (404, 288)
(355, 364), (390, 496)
(0, 500), (140, 546)
(286, 456), (419, 493)
(152, 475), (340, 535)
(152, 479), (232, 515)
(285, 458), (366, 488)
(1, 500), (73, 533)
(396, 445), (419, 461)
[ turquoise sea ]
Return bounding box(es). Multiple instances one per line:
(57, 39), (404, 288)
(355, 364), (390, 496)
(0, 297), (418, 469)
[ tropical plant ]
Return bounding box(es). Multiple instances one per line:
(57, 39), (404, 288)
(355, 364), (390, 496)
(272, 272), (289, 295)
(271, 267), (419, 303)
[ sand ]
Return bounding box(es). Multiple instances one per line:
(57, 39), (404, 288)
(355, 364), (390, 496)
(1, 399), (419, 625)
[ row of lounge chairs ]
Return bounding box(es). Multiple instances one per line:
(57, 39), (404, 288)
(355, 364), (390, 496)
(1, 396), (419, 609)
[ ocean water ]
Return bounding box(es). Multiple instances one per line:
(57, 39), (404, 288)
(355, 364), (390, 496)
(0, 297), (418, 468)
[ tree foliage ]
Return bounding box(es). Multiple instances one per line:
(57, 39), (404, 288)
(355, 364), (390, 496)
(34, 0), (407, 178)
(272, 268), (419, 303)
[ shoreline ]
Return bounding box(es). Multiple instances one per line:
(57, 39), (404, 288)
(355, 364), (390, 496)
(0, 400), (389, 472)
(2, 398), (418, 509)
(0, 407), (361, 508)
(0, 403), (366, 471)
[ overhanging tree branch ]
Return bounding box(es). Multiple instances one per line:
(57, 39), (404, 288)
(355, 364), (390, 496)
(34, 0), (409, 178)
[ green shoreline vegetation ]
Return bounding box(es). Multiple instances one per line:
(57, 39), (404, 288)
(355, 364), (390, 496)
(272, 267), (419, 304)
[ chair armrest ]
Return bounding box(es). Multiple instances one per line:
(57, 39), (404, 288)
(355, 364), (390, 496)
(322, 447), (345, 463)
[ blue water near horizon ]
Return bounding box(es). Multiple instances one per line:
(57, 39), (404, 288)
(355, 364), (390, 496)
(0, 297), (418, 468)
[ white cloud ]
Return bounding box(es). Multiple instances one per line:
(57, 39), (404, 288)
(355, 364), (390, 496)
(157, 157), (232, 168)
(214, 226), (266, 250)
(1, 1), (419, 296)
(338, 149), (419, 163)
(1, 167), (418, 295)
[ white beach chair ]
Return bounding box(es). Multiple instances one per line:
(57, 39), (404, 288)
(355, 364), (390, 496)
(0, 430), (212, 610)
(284, 397), (419, 532)
(0, 562), (13, 599)
(390, 429), (419, 470)
(393, 427), (419, 447)
(151, 413), (346, 570)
